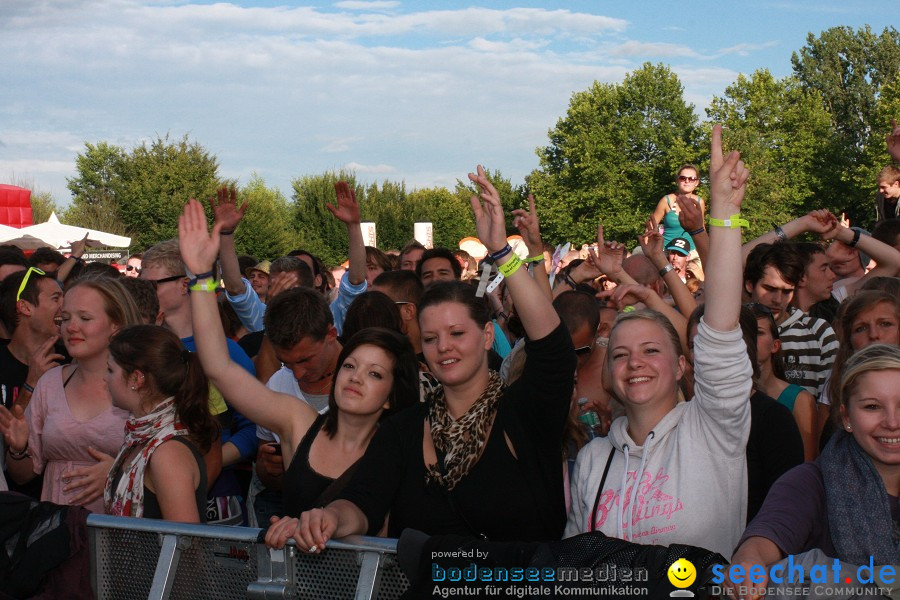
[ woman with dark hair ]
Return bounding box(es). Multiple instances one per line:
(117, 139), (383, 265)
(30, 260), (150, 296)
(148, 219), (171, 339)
(104, 325), (218, 521)
(179, 196), (419, 523)
(274, 165), (576, 550)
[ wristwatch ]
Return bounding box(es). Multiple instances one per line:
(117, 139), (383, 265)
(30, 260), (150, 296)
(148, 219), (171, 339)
(658, 264), (675, 277)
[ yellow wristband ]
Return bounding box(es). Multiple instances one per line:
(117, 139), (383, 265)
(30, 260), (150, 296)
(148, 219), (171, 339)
(189, 278), (218, 293)
(708, 214), (748, 229)
(524, 255), (545, 263)
(498, 255), (523, 278)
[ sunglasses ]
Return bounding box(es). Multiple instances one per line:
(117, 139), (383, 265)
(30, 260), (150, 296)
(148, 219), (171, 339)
(16, 267), (46, 302)
(575, 345), (593, 358)
(125, 265), (141, 273)
(678, 175), (699, 183)
(145, 274), (185, 289)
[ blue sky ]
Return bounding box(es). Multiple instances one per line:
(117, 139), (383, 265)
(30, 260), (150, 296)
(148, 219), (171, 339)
(1, 0), (895, 209)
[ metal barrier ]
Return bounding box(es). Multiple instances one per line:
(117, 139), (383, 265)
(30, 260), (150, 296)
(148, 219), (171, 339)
(87, 514), (409, 600)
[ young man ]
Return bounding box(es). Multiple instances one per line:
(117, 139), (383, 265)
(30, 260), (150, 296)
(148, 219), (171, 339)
(664, 237), (691, 282)
(876, 165), (900, 221)
(399, 240), (426, 272)
(371, 270), (424, 358)
(416, 247), (461, 287)
(789, 242), (838, 324)
(743, 243), (838, 400)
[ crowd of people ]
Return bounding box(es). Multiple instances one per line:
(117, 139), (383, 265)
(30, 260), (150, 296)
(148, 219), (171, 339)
(0, 120), (899, 597)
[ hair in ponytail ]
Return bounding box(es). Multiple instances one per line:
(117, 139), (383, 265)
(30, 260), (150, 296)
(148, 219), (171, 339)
(109, 325), (219, 452)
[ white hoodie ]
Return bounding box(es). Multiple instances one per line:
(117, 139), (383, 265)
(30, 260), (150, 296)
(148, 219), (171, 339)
(564, 320), (752, 560)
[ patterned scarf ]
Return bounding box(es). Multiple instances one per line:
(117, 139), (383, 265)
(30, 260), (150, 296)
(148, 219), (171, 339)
(425, 371), (505, 491)
(104, 397), (187, 518)
(820, 429), (900, 565)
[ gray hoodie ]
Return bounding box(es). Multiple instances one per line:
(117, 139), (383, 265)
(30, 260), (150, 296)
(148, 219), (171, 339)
(564, 320), (752, 560)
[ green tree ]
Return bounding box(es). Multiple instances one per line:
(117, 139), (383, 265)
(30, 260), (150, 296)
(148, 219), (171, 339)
(116, 135), (220, 249)
(528, 63), (700, 246)
(407, 187), (477, 249)
(705, 70), (836, 239)
(452, 169), (526, 236)
(360, 179), (412, 251)
(65, 142), (129, 235)
(232, 174), (298, 260)
(290, 171), (360, 266)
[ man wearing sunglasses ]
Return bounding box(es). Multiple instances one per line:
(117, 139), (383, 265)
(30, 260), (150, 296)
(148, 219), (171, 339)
(123, 253), (142, 278)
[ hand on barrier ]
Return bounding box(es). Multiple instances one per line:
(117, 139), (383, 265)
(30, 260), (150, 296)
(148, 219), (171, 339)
(265, 515), (301, 550)
(295, 507), (339, 554)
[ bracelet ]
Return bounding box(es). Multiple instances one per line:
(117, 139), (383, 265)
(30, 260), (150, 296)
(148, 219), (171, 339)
(524, 254), (545, 263)
(622, 305), (636, 313)
(498, 255), (523, 278)
(848, 228), (861, 247)
(489, 244), (513, 262)
(658, 264), (675, 277)
(687, 227), (705, 236)
(188, 270), (216, 286)
(708, 214), (749, 229)
(7, 441), (28, 460)
(220, 229), (235, 236)
(22, 382), (34, 394)
(189, 279), (218, 293)
(773, 225), (788, 243)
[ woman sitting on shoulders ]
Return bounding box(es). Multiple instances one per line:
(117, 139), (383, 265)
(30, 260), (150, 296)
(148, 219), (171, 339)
(105, 325), (218, 522)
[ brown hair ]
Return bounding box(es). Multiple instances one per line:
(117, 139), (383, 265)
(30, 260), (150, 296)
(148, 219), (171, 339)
(109, 325), (219, 452)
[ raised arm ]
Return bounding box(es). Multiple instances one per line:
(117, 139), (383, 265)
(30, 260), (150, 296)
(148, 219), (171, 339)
(511, 194), (552, 300)
(56, 233), (88, 284)
(705, 125), (749, 331)
(469, 165), (559, 340)
(741, 210), (835, 265)
(328, 182), (365, 285)
(825, 221), (900, 293)
(178, 199), (315, 445)
(210, 185), (249, 296)
(638, 219), (697, 318)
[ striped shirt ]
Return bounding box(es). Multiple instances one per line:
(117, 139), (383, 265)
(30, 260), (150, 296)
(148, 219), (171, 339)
(778, 307), (839, 400)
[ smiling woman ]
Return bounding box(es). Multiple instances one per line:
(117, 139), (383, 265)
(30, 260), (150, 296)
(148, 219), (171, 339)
(565, 126), (752, 561)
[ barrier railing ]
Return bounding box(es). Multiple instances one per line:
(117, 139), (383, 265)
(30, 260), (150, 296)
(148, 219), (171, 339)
(87, 514), (409, 600)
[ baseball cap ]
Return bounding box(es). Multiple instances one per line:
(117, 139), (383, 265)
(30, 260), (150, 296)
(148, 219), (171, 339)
(665, 238), (691, 256)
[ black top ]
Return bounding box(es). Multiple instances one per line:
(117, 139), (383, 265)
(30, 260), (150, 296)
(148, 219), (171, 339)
(339, 323), (576, 542)
(282, 414), (335, 517)
(0, 340), (28, 410)
(141, 436), (208, 522)
(746, 390), (804, 523)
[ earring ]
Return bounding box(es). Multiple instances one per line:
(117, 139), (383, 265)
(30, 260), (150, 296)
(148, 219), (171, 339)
(130, 386), (136, 391)
(845, 425), (852, 432)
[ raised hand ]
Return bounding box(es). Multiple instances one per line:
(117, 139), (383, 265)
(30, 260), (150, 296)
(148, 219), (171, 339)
(597, 283), (653, 311)
(709, 125), (749, 212)
(468, 165), (507, 253)
(638, 219), (665, 261)
(62, 446), (114, 505)
(0, 404), (29, 452)
(70, 233), (90, 258)
(586, 223), (625, 278)
(27, 335), (64, 387)
(887, 119), (900, 163)
(209, 185), (247, 232)
(178, 198), (222, 276)
(511, 194), (543, 252)
(327, 182), (361, 225)
(677, 194), (704, 233)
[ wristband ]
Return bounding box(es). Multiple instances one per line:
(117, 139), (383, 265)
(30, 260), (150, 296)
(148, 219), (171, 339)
(189, 278), (218, 293)
(622, 305), (636, 313)
(220, 229), (234, 235)
(687, 227), (705, 236)
(708, 214), (749, 229)
(848, 228), (861, 247)
(7, 441), (28, 460)
(188, 270), (216, 286)
(658, 264), (675, 277)
(498, 255), (523, 278)
(773, 225), (788, 243)
(489, 244), (513, 262)
(524, 254), (545, 263)
(22, 382), (34, 394)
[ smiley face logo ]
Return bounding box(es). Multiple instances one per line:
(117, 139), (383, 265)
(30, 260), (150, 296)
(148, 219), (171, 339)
(667, 558), (697, 589)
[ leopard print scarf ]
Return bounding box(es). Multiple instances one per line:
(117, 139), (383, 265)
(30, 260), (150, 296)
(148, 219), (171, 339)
(425, 371), (505, 491)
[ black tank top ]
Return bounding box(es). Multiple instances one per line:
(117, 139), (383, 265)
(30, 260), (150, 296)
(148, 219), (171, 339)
(141, 436), (208, 522)
(282, 414), (334, 517)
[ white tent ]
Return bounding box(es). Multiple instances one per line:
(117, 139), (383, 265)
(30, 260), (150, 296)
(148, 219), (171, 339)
(14, 212), (131, 249)
(0, 224), (58, 250)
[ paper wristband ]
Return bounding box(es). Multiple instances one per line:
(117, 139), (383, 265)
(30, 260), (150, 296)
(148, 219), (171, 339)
(708, 215), (749, 229)
(498, 255), (523, 278)
(189, 279), (218, 292)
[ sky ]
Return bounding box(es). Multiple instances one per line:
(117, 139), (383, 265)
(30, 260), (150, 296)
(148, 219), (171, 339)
(1, 0), (896, 210)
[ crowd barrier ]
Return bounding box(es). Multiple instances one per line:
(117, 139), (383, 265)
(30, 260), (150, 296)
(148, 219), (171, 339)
(87, 514), (409, 599)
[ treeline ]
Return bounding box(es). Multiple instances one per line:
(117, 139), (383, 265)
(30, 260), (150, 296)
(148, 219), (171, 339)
(59, 25), (899, 264)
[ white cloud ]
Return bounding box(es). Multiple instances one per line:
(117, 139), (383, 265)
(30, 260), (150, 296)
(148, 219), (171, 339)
(609, 41), (699, 58)
(319, 137), (363, 153)
(345, 162), (396, 174)
(333, 1), (400, 9)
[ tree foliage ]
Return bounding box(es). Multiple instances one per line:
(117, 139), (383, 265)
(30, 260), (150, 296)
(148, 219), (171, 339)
(705, 70), (836, 239)
(528, 63), (700, 246)
(232, 173), (298, 260)
(291, 171), (361, 267)
(65, 142), (129, 235)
